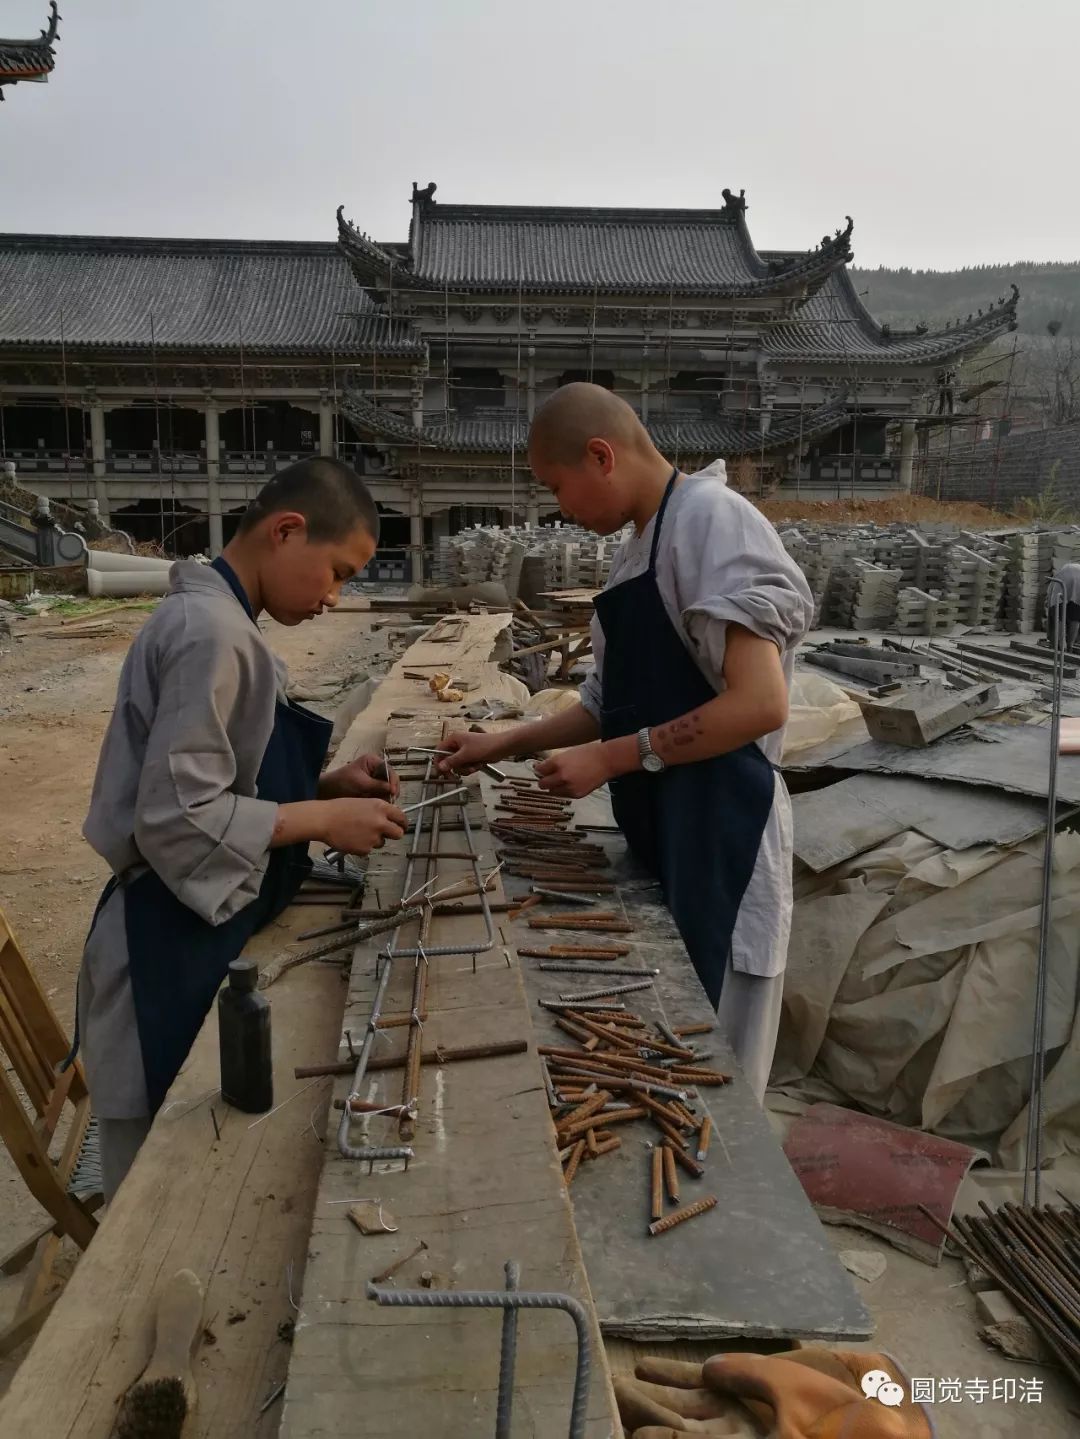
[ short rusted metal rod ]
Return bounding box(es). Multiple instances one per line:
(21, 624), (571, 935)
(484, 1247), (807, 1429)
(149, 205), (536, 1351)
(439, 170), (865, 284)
(295, 1039), (528, 1080)
(648, 1195), (717, 1237)
(370, 1239), (428, 1286)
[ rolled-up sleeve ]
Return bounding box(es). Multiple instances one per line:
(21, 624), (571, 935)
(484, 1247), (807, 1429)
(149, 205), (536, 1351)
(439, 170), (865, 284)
(678, 502), (814, 678)
(134, 630), (279, 925)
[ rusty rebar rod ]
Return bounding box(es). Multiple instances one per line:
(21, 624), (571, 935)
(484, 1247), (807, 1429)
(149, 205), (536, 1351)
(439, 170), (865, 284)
(650, 1148), (663, 1223)
(296, 1039), (527, 1080)
(648, 1195), (717, 1237)
(662, 1144), (680, 1204)
(556, 978), (655, 1002)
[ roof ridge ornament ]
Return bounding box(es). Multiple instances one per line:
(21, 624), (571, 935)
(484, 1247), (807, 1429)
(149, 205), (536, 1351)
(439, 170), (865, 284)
(0, 1), (60, 101)
(411, 181), (437, 210)
(721, 188), (747, 215)
(820, 218), (854, 252)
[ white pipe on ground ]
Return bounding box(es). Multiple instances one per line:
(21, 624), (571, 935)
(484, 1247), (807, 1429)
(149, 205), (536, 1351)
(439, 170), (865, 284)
(87, 568), (172, 598)
(86, 550), (174, 574)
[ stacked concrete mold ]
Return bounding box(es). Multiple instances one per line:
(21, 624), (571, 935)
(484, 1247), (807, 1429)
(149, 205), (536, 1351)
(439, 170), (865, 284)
(432, 524), (623, 600)
(776, 522), (1080, 637)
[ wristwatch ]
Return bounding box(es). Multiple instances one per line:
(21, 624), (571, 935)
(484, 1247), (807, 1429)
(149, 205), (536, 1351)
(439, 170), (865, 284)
(637, 727), (666, 774)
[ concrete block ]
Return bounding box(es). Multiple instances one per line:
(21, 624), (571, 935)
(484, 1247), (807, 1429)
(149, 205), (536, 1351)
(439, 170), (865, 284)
(976, 1289), (1023, 1326)
(856, 680), (999, 747)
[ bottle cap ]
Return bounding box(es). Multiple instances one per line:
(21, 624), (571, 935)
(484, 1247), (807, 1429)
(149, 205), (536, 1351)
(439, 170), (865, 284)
(228, 959), (259, 992)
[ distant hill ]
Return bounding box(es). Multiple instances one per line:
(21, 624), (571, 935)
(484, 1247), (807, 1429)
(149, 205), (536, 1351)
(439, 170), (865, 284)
(850, 262), (1080, 337)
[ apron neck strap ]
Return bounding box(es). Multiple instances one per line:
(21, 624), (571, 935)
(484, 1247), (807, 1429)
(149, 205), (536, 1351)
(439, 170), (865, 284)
(647, 467), (680, 573)
(211, 555), (256, 622)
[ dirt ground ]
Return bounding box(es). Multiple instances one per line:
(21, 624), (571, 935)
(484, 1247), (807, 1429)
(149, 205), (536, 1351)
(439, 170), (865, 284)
(755, 494), (1016, 528)
(1, 601), (1078, 1433)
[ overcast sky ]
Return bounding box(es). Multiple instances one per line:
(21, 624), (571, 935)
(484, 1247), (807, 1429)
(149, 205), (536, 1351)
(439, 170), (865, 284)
(2, 0), (1076, 271)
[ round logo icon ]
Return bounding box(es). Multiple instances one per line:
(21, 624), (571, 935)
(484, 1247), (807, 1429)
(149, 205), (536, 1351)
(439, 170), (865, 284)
(860, 1369), (893, 1400)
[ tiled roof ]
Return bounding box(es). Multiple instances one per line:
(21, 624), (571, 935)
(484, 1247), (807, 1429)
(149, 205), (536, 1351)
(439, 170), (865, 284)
(764, 268), (1019, 365)
(0, 234), (424, 356)
(338, 193), (854, 298)
(341, 391), (850, 458)
(0, 1), (58, 85)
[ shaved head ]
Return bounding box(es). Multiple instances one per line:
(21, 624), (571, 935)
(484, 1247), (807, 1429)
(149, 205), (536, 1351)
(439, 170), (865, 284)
(528, 382), (653, 467)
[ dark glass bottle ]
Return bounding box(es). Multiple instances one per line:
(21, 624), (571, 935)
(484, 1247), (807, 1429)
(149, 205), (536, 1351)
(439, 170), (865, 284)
(218, 959), (273, 1113)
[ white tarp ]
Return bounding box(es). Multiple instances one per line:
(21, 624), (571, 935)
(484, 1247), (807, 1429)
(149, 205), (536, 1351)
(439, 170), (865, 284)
(774, 829), (1080, 1168)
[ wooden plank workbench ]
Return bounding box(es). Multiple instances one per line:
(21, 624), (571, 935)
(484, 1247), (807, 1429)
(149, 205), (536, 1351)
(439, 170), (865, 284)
(0, 902), (345, 1438)
(279, 712), (617, 1438)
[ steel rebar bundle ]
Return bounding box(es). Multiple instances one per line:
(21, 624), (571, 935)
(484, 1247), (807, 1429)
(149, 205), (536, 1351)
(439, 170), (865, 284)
(922, 1196), (1080, 1391)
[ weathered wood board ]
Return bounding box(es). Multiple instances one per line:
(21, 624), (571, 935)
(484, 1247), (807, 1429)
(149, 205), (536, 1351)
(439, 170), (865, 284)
(334, 610), (522, 765)
(0, 904), (346, 1439)
(279, 712), (618, 1438)
(493, 772), (872, 1344)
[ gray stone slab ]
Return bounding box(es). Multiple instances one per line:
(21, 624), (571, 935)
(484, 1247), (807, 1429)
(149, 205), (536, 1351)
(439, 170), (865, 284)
(788, 721), (1080, 806)
(501, 779), (872, 1343)
(792, 774), (1060, 870)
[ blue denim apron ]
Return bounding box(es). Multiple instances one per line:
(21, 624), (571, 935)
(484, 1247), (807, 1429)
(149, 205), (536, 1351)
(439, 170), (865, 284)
(81, 558), (332, 1114)
(594, 472), (775, 1006)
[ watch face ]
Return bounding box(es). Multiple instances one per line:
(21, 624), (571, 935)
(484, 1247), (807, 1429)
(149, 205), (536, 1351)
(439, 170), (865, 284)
(642, 752), (665, 774)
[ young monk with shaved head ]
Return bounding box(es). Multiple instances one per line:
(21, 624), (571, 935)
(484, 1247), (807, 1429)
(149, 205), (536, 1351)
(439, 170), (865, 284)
(441, 383), (813, 1100)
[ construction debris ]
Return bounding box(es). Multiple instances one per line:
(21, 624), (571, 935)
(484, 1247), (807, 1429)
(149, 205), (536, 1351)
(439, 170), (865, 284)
(854, 679), (999, 747)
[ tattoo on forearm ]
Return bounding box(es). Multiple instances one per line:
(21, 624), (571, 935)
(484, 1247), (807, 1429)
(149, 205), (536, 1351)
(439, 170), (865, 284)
(653, 711), (705, 756)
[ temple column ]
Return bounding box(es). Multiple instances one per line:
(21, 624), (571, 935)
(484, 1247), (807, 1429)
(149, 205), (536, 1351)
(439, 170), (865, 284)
(205, 404), (224, 557)
(898, 419), (916, 493)
(409, 489), (423, 582)
(411, 371), (425, 431)
(89, 400), (110, 525)
(526, 346), (537, 421)
(318, 394), (335, 457)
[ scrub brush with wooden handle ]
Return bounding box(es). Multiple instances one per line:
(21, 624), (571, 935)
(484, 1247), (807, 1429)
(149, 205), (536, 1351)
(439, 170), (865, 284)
(115, 1269), (204, 1439)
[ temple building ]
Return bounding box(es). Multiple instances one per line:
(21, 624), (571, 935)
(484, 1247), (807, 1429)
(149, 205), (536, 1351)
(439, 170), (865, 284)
(0, 184), (1018, 571)
(0, 2), (59, 101)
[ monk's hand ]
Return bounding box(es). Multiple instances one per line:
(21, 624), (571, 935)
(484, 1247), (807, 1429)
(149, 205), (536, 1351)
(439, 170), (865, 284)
(533, 742), (612, 798)
(323, 799), (407, 854)
(437, 730), (504, 776)
(321, 754), (399, 800)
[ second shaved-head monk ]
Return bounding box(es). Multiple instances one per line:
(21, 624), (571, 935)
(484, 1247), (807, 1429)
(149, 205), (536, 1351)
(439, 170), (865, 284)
(442, 381), (813, 1101)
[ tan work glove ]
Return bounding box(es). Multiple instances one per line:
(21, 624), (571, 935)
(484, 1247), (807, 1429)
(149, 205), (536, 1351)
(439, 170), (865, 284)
(615, 1348), (933, 1439)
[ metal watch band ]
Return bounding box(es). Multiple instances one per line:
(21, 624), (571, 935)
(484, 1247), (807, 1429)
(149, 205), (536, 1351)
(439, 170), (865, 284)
(637, 726), (663, 770)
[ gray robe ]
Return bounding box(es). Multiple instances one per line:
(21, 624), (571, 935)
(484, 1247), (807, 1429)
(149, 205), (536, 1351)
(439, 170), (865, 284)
(80, 562), (286, 1118)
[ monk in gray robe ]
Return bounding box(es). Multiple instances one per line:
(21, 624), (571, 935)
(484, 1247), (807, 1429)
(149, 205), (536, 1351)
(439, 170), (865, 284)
(77, 458), (406, 1198)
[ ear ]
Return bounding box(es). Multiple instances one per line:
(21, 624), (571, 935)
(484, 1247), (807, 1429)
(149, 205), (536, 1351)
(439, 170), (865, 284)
(585, 438), (616, 475)
(269, 511), (308, 545)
